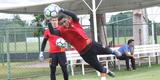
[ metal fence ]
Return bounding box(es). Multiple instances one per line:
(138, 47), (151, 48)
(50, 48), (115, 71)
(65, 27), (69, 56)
(0, 24), (160, 80)
(0, 27), (50, 80)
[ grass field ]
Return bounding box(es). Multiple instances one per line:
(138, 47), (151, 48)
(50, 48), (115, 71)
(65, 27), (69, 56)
(30, 64), (160, 80)
(1, 62), (160, 80)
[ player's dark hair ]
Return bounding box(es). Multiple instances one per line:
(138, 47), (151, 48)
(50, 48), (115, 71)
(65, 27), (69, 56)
(127, 39), (134, 44)
(58, 14), (67, 21)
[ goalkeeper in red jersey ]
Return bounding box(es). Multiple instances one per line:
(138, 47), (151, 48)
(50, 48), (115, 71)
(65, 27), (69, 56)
(45, 4), (122, 79)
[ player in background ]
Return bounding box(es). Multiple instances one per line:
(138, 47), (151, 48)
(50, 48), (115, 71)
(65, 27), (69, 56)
(39, 18), (68, 80)
(116, 39), (136, 71)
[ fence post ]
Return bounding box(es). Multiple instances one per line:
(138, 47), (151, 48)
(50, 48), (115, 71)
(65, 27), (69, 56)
(154, 24), (158, 64)
(0, 39), (5, 66)
(6, 29), (12, 80)
(25, 28), (28, 61)
(1, 36), (5, 66)
(0, 42), (2, 65)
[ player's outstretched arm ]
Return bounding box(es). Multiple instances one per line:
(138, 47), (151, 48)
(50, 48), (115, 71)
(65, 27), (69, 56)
(41, 38), (48, 52)
(60, 9), (79, 22)
(47, 22), (61, 36)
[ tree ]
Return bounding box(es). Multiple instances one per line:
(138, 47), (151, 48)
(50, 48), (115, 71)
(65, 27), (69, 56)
(32, 14), (44, 37)
(107, 12), (133, 37)
(109, 12), (133, 26)
(12, 14), (25, 27)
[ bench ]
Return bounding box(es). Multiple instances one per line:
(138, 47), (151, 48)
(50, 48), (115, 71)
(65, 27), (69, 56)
(66, 44), (160, 75)
(134, 44), (160, 67)
(112, 44), (160, 70)
(65, 50), (84, 76)
(65, 50), (116, 76)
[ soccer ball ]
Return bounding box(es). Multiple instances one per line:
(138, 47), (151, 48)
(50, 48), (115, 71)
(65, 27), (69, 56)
(56, 38), (67, 48)
(44, 4), (61, 20)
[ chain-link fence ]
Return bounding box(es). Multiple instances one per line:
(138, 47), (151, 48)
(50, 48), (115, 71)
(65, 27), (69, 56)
(106, 22), (160, 46)
(0, 27), (51, 80)
(0, 23), (160, 80)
